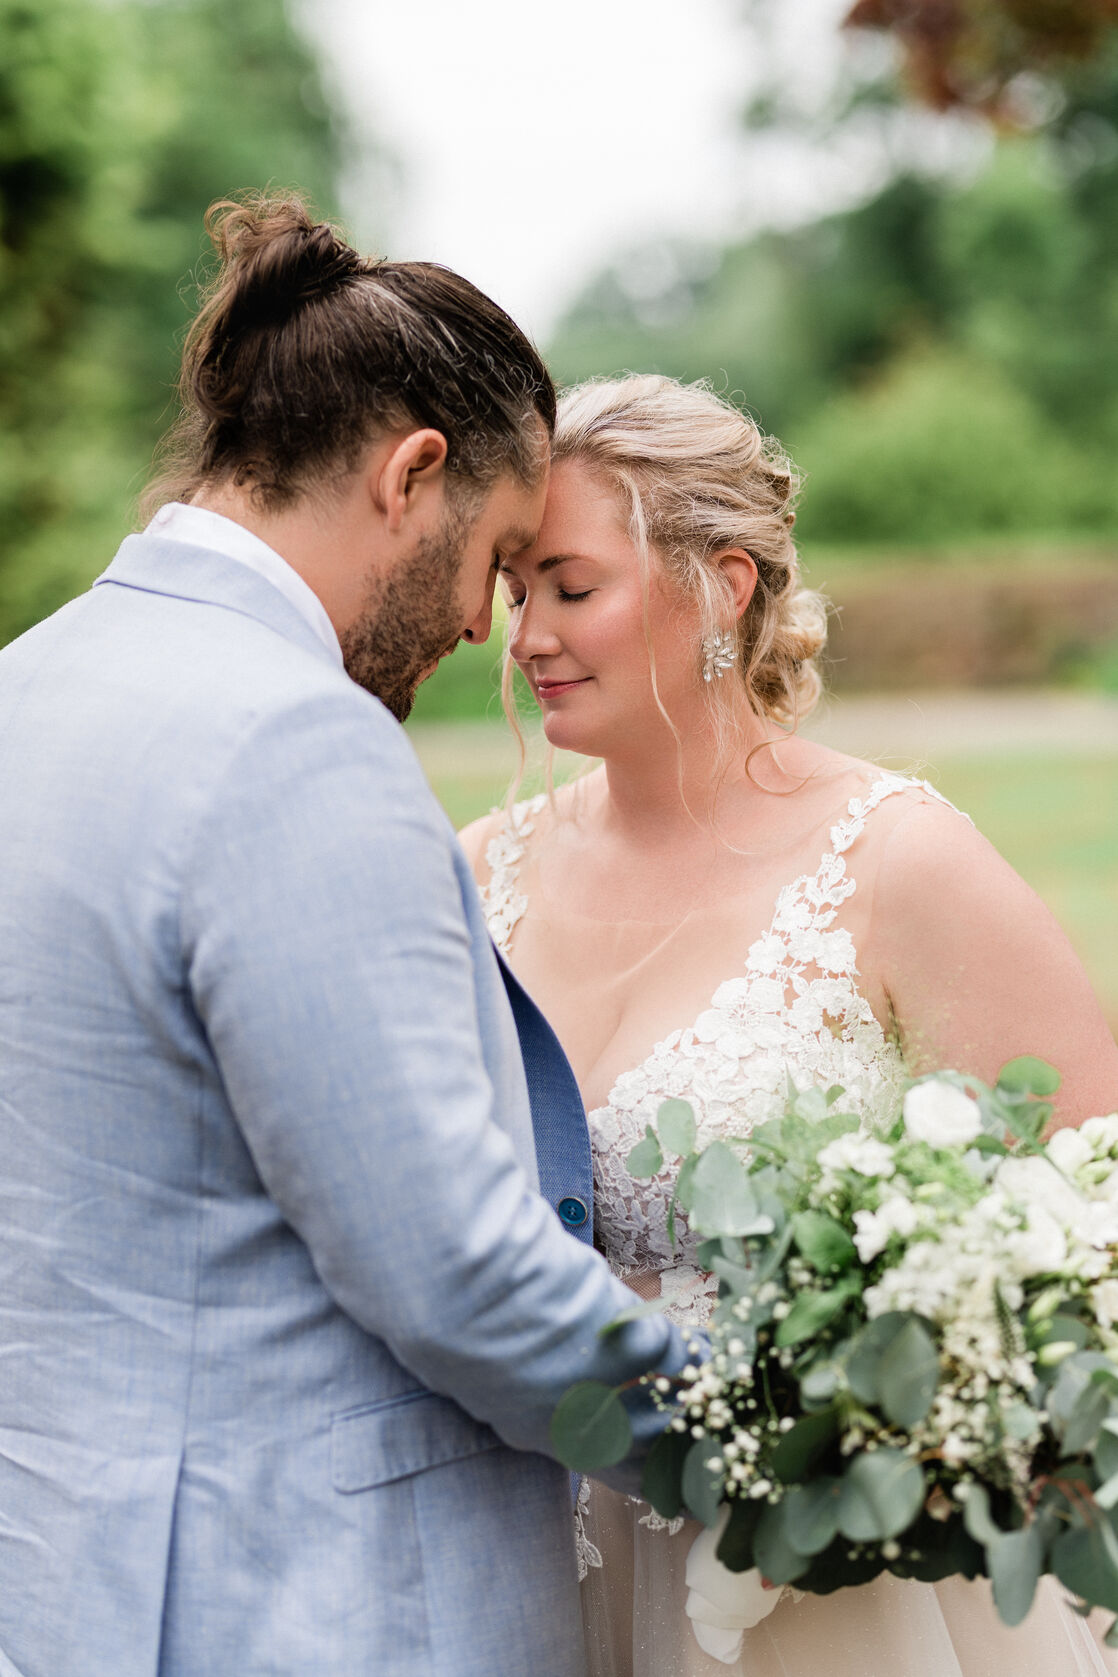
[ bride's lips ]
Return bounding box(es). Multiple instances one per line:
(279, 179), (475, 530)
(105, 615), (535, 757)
(534, 677), (591, 701)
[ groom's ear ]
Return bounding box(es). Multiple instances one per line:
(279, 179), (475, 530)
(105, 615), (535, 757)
(373, 428), (450, 534)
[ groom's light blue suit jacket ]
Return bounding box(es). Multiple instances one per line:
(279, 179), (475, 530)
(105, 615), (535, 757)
(0, 534), (687, 1677)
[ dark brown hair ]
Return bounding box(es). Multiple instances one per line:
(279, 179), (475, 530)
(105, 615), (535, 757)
(144, 193), (556, 516)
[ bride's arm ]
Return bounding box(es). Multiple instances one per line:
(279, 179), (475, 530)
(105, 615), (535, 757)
(866, 798), (1118, 1128)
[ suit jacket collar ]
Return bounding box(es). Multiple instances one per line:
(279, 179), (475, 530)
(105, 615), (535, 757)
(95, 532), (340, 672)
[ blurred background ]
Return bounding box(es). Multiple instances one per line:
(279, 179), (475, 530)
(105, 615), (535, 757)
(2, 0), (1117, 1024)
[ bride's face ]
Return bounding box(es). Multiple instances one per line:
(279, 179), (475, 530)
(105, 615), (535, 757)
(499, 458), (702, 758)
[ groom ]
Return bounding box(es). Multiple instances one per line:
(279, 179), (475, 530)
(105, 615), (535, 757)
(0, 196), (686, 1677)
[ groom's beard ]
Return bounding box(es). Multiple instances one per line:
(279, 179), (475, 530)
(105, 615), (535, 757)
(340, 514), (468, 722)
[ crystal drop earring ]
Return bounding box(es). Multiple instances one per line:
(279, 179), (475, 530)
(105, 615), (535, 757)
(701, 628), (736, 682)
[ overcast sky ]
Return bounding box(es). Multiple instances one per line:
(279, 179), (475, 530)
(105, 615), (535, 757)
(297, 0), (891, 342)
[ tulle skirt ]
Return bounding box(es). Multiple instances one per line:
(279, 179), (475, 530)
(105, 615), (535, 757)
(580, 1482), (1118, 1677)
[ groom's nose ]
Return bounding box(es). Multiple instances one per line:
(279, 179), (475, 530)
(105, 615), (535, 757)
(460, 576), (496, 646)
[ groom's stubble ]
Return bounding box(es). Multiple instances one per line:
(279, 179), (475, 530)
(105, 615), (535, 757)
(339, 498), (474, 722)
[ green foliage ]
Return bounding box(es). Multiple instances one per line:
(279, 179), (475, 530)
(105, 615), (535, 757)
(791, 346), (1116, 546)
(835, 1449), (926, 1542)
(547, 70), (1118, 551)
(0, 0), (346, 645)
(549, 1379), (633, 1471)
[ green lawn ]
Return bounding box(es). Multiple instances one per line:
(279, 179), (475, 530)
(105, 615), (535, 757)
(410, 726), (1118, 1034)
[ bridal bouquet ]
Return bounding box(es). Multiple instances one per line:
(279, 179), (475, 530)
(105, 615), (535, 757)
(552, 1060), (1118, 1656)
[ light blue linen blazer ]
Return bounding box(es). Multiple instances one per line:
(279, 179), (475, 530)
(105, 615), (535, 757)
(0, 534), (687, 1677)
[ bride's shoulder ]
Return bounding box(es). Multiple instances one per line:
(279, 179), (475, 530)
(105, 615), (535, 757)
(458, 777), (589, 889)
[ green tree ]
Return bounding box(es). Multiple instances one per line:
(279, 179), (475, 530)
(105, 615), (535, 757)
(0, 0), (347, 644)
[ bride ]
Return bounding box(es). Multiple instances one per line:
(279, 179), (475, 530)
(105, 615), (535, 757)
(460, 373), (1118, 1676)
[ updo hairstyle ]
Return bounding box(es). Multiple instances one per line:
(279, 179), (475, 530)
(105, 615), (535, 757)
(551, 375), (827, 738)
(144, 192), (555, 517)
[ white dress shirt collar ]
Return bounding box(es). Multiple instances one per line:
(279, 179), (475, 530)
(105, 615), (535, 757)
(146, 502), (343, 667)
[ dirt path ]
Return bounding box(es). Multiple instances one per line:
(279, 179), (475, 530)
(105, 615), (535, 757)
(408, 689), (1118, 781)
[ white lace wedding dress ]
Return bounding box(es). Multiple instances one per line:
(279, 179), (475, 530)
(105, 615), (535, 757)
(481, 772), (1118, 1677)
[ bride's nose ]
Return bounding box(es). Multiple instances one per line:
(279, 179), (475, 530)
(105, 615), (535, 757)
(508, 596), (562, 663)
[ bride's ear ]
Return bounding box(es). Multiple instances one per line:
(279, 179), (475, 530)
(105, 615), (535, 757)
(716, 549), (758, 621)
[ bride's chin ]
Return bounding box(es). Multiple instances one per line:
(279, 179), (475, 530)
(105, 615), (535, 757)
(540, 713), (598, 756)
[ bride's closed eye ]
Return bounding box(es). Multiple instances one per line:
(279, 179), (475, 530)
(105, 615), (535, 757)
(499, 585), (594, 608)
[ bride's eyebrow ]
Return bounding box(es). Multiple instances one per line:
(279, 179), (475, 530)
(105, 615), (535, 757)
(498, 553), (593, 576)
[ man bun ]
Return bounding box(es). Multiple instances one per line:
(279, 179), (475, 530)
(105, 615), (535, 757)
(144, 190), (555, 516)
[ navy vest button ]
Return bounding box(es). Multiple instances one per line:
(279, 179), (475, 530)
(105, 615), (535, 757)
(557, 1195), (588, 1229)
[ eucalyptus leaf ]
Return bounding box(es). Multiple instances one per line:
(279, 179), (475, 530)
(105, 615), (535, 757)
(876, 1317), (939, 1428)
(846, 1312), (912, 1405)
(990, 1526), (1044, 1626)
(1096, 1427), (1118, 1482)
(715, 1495), (764, 1572)
(775, 1278), (860, 1349)
(689, 1141), (773, 1238)
(998, 1056), (1061, 1097)
(640, 1424), (691, 1519)
(792, 1210), (857, 1274)
(666, 1151), (699, 1248)
(710, 1253), (756, 1295)
(837, 1450), (925, 1543)
(799, 1361), (842, 1409)
(1064, 1381), (1113, 1457)
(550, 1381), (633, 1471)
(657, 1098), (697, 1158)
(681, 1436), (726, 1528)
(1095, 1472), (1118, 1512)
(1052, 1520), (1118, 1614)
(753, 1499), (811, 1585)
(599, 1297), (668, 1336)
(960, 1483), (1004, 1549)
(784, 1478), (842, 1556)
(626, 1126), (664, 1179)
(771, 1406), (841, 1483)
(1106, 1617), (1118, 1649)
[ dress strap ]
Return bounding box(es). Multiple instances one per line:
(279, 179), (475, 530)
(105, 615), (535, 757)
(766, 772), (969, 959)
(827, 771), (969, 860)
(480, 793), (547, 955)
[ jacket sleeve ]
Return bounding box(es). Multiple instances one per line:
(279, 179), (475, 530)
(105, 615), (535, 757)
(180, 689), (690, 1476)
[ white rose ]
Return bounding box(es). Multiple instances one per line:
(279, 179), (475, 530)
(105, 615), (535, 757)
(1046, 1126), (1093, 1176)
(903, 1079), (982, 1148)
(1082, 1201), (1118, 1250)
(1081, 1115), (1118, 1154)
(996, 1155), (1087, 1230)
(1093, 1280), (1118, 1330)
(817, 1135), (896, 1178)
(1005, 1206), (1067, 1277)
(685, 1508), (782, 1664)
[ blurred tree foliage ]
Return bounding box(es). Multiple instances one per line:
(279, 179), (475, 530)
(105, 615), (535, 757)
(0, 0), (344, 643)
(548, 36), (1118, 547)
(845, 0), (1118, 121)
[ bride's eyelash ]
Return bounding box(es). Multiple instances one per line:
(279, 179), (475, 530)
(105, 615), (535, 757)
(558, 588), (592, 603)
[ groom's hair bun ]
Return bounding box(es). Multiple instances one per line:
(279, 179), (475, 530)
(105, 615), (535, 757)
(144, 191), (555, 515)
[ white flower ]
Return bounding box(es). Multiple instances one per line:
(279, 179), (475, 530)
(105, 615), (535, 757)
(1004, 1206), (1067, 1277)
(853, 1194), (921, 1263)
(1081, 1115), (1118, 1154)
(1046, 1126), (1094, 1175)
(1093, 1281), (1118, 1329)
(1082, 1201), (1118, 1249)
(903, 1079), (982, 1148)
(996, 1155), (1087, 1230)
(817, 1135), (896, 1178)
(685, 1508), (782, 1664)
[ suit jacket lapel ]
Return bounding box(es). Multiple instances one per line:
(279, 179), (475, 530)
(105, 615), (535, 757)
(494, 947), (594, 1246)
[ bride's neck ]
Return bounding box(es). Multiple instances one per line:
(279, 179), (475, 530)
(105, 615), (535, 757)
(595, 715), (796, 846)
